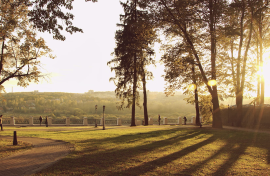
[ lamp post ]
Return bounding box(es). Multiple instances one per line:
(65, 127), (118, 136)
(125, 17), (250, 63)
(95, 105), (98, 127)
(103, 105), (105, 130)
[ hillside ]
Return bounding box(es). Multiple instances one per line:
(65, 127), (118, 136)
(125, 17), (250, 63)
(0, 91), (196, 120)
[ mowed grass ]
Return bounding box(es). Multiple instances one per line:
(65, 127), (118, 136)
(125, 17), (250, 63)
(1, 126), (270, 175)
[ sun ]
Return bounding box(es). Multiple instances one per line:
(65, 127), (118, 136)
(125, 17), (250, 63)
(258, 55), (270, 97)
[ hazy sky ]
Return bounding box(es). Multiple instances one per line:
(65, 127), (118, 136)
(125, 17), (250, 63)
(3, 0), (166, 93)
(3, 0), (270, 97)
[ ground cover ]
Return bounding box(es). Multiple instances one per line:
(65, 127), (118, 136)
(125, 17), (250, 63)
(0, 126), (270, 175)
(0, 138), (32, 158)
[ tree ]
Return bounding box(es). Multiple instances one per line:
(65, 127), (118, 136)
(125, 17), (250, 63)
(138, 53), (155, 126)
(108, 0), (156, 126)
(1, 0), (97, 41)
(252, 0), (270, 105)
(0, 0), (54, 92)
(221, 0), (269, 126)
(146, 0), (224, 128)
(160, 16), (203, 126)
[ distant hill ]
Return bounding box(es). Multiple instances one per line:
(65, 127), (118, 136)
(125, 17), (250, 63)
(0, 91), (196, 119)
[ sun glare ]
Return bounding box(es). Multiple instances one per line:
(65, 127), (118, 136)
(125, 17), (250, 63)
(188, 84), (197, 91)
(208, 80), (217, 86)
(257, 53), (270, 97)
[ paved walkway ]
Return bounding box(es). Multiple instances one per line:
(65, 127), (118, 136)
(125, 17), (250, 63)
(0, 136), (74, 176)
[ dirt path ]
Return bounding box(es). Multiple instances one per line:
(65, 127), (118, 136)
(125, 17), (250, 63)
(0, 136), (74, 176)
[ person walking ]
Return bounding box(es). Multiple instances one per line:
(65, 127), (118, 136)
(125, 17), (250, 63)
(0, 115), (3, 131)
(45, 116), (48, 127)
(183, 116), (187, 125)
(39, 116), (42, 126)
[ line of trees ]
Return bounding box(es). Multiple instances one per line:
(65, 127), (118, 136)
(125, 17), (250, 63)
(2, 0), (270, 128)
(0, 92), (196, 119)
(108, 0), (270, 128)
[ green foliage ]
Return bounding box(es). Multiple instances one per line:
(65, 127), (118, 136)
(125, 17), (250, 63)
(108, 0), (157, 111)
(0, 0), (54, 90)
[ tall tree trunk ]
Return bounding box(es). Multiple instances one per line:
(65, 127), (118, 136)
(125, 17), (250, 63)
(142, 69), (148, 125)
(236, 1), (253, 127)
(131, 0), (137, 126)
(257, 38), (261, 105)
(231, 39), (236, 91)
(209, 0), (222, 128)
(191, 61), (200, 126)
(236, 0), (245, 127)
(131, 54), (137, 126)
(0, 38), (5, 75)
(259, 13), (264, 105)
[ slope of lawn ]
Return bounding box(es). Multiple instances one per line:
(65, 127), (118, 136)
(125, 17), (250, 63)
(0, 126), (270, 175)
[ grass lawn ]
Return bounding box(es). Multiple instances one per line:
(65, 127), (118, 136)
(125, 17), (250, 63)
(1, 126), (270, 175)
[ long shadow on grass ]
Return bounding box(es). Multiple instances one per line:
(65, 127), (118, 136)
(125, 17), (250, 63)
(179, 138), (248, 175)
(37, 128), (203, 175)
(177, 130), (270, 175)
(36, 128), (270, 176)
(111, 134), (217, 176)
(76, 128), (194, 146)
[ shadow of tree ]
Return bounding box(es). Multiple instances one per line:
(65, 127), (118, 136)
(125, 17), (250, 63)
(35, 127), (270, 176)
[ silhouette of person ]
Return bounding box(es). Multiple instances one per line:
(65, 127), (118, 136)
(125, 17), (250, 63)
(158, 114), (161, 125)
(45, 116), (48, 127)
(39, 116), (42, 126)
(183, 116), (187, 125)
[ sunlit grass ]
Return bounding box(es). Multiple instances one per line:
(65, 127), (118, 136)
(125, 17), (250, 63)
(1, 126), (270, 175)
(0, 139), (32, 158)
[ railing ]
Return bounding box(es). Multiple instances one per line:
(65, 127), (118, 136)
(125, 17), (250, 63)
(33, 118), (46, 124)
(87, 119), (100, 125)
(2, 118), (10, 124)
(105, 119), (117, 125)
(70, 119), (83, 124)
(2, 117), (186, 126)
(15, 119), (29, 124)
(122, 119), (131, 125)
(167, 119), (178, 124)
(52, 119), (66, 124)
(153, 119), (163, 125)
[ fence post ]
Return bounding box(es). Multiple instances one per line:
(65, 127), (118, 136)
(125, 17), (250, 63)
(66, 117), (70, 126)
(48, 117), (52, 126)
(83, 117), (88, 126)
(10, 117), (15, 126)
(29, 117), (33, 126)
(148, 118), (153, 125)
(178, 117), (182, 125)
(117, 118), (122, 126)
(163, 117), (168, 125)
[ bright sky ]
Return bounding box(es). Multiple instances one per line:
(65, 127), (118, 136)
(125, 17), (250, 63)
(2, 0), (270, 98)
(2, 0), (166, 93)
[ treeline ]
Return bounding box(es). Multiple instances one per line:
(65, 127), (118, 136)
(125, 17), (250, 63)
(0, 92), (195, 119)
